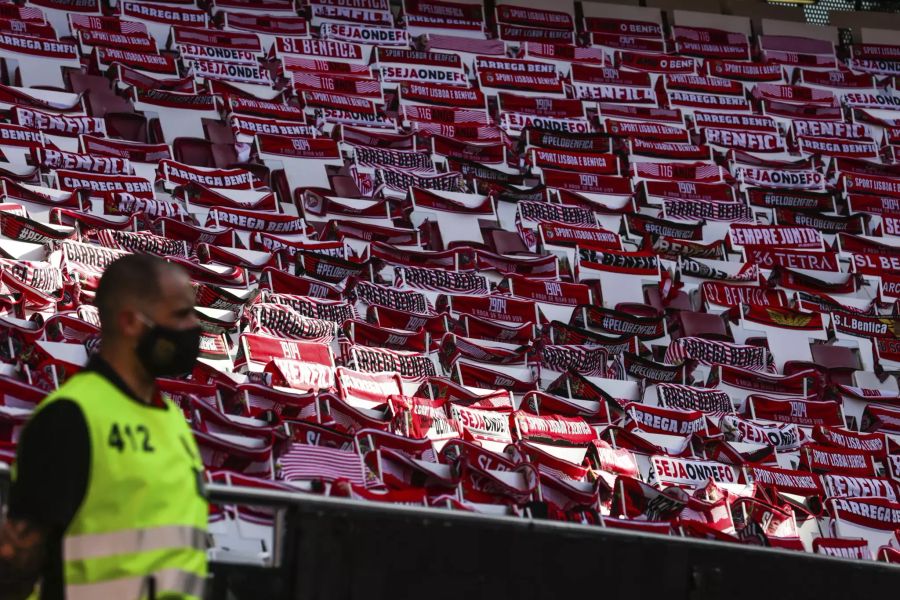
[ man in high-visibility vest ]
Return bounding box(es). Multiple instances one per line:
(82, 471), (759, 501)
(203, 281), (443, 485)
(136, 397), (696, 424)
(0, 254), (209, 600)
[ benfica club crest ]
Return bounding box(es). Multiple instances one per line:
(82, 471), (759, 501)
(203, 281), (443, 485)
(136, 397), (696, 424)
(765, 307), (813, 328)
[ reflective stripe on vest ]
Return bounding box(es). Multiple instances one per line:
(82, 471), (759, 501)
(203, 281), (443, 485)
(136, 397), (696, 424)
(66, 569), (206, 600)
(64, 525), (207, 561)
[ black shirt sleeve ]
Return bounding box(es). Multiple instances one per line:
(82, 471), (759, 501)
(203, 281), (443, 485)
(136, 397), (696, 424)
(8, 399), (90, 530)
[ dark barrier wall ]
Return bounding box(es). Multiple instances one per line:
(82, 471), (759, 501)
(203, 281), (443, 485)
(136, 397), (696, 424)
(207, 488), (900, 600)
(1, 471), (897, 600)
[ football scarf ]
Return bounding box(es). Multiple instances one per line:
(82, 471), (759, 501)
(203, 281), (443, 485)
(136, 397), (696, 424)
(578, 247), (659, 277)
(611, 476), (689, 522)
(351, 345), (436, 379)
(617, 52), (696, 74)
(665, 337), (771, 372)
(375, 167), (465, 194)
(545, 321), (633, 355)
(541, 344), (607, 376)
(813, 424), (887, 458)
(397, 266), (489, 295)
(95, 229), (189, 258)
(749, 396), (842, 427)
(721, 414), (804, 450)
(352, 145), (433, 171)
(604, 119), (689, 142)
(705, 60), (782, 82)
(802, 444), (876, 477)
(649, 454), (741, 488)
(728, 225), (822, 250)
(245, 303), (338, 343)
(750, 464), (822, 496)
(525, 129), (612, 152)
(540, 221), (621, 249)
(513, 416), (594, 456)
(680, 258), (758, 283)
(575, 305), (665, 340)
(355, 280), (431, 314)
(521, 390), (610, 423)
(700, 282), (786, 308)
(259, 291), (355, 324)
(656, 383), (733, 414)
(625, 212), (703, 240)
(741, 304), (824, 330)
(439, 334), (530, 368)
(664, 199), (752, 222)
(13, 105), (105, 137)
(624, 353), (689, 384)
(651, 236), (726, 260)
(694, 112), (778, 132)
(459, 314), (535, 346)
(626, 403), (705, 436)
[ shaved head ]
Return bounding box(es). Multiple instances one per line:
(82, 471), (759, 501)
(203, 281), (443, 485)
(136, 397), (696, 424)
(94, 255), (192, 338)
(93, 254), (201, 398)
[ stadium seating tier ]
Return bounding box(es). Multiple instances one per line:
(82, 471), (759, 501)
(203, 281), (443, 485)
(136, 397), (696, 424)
(0, 0), (899, 566)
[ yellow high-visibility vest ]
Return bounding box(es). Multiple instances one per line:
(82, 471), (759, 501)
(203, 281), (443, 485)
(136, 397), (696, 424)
(24, 371), (208, 600)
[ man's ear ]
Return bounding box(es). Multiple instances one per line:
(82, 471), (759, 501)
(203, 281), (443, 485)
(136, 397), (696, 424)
(117, 307), (144, 338)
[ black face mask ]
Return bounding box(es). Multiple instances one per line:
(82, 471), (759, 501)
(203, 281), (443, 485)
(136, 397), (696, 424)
(136, 318), (202, 378)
